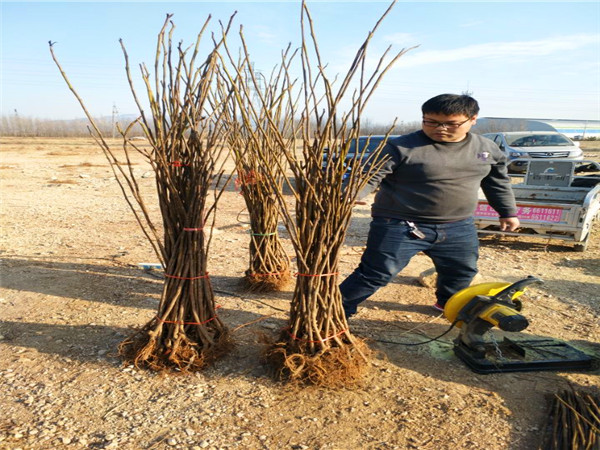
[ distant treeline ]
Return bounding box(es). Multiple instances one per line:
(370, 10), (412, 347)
(0, 115), (145, 138)
(0, 115), (421, 138)
(351, 119), (422, 136)
(4, 115), (598, 140)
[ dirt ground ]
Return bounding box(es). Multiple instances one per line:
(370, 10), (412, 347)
(0, 136), (598, 450)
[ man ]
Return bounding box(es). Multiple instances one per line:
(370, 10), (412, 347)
(340, 93), (519, 317)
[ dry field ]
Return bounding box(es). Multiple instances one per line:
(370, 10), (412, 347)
(0, 136), (599, 450)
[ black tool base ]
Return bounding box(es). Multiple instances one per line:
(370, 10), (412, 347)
(454, 337), (595, 374)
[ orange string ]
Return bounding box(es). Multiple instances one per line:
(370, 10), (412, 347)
(235, 170), (262, 190)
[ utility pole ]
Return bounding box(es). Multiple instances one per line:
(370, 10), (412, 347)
(13, 109), (21, 137)
(462, 83), (474, 97)
(111, 103), (119, 139)
(245, 62), (264, 106)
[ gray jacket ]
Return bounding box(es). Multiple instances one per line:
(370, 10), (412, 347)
(358, 130), (517, 223)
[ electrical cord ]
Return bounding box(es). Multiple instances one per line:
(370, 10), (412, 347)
(374, 320), (459, 346)
(141, 265), (457, 343)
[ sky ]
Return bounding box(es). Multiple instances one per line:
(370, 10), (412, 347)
(1, 1), (599, 125)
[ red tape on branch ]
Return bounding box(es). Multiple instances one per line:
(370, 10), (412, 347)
(286, 327), (348, 343)
(295, 272), (339, 277)
(164, 273), (210, 280)
(171, 161), (189, 167)
(235, 170), (262, 190)
(156, 305), (222, 326)
(183, 227), (203, 232)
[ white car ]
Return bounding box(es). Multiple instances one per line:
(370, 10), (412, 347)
(482, 131), (584, 173)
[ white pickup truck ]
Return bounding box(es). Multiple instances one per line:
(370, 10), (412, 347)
(474, 159), (600, 251)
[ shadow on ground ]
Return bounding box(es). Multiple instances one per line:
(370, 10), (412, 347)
(478, 234), (587, 253)
(351, 315), (600, 450)
(0, 306), (284, 380)
(0, 257), (262, 309)
(1, 257), (161, 308)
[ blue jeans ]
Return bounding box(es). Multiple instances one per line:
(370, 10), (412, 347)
(340, 217), (479, 317)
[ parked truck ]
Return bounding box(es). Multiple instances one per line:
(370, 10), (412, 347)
(474, 159), (600, 251)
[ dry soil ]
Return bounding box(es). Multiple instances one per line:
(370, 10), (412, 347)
(0, 137), (599, 450)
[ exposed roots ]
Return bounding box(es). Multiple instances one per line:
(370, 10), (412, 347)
(118, 321), (232, 373)
(243, 268), (292, 292)
(262, 334), (372, 388)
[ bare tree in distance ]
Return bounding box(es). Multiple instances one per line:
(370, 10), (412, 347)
(359, 119), (421, 136)
(472, 118), (531, 135)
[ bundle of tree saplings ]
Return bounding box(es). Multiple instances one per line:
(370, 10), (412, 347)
(540, 388), (599, 450)
(217, 45), (297, 291)
(224, 0), (412, 386)
(50, 14), (236, 371)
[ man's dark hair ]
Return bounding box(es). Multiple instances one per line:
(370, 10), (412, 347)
(421, 94), (480, 118)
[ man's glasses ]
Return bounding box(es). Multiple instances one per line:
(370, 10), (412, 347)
(422, 118), (471, 130)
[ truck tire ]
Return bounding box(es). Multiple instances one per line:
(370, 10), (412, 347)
(573, 236), (589, 252)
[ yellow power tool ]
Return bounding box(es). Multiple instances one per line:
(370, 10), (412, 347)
(440, 275), (594, 374)
(444, 275), (543, 359)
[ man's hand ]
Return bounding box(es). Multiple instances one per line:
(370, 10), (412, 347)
(499, 217), (520, 231)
